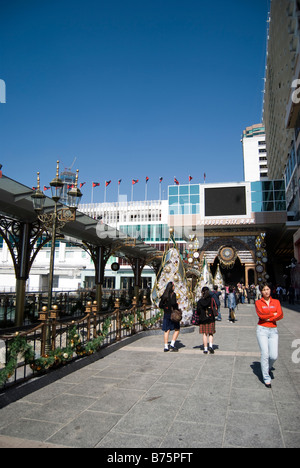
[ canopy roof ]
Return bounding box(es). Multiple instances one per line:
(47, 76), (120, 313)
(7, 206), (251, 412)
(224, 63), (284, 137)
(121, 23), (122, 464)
(0, 175), (162, 264)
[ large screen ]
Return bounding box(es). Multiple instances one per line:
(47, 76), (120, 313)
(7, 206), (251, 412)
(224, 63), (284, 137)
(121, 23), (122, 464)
(205, 186), (247, 216)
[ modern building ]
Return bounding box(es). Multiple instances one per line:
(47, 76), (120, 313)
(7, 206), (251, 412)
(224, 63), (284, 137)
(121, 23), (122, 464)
(242, 124), (268, 181)
(263, 0), (300, 288)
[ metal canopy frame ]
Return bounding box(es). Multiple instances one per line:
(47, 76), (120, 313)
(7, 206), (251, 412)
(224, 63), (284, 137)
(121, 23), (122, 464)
(0, 175), (162, 324)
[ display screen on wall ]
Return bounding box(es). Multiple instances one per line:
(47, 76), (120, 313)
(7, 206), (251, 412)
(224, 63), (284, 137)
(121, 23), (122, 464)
(205, 186), (247, 216)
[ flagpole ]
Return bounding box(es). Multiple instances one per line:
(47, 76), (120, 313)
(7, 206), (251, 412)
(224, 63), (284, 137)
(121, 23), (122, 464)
(159, 177), (163, 201)
(131, 183), (133, 202)
(91, 184), (93, 204)
(104, 184), (106, 203)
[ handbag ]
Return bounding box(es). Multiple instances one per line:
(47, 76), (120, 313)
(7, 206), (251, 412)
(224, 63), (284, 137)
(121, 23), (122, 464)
(191, 309), (200, 325)
(171, 308), (182, 322)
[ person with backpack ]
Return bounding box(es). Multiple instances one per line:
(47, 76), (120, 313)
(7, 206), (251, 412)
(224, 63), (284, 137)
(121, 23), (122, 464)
(211, 285), (222, 321)
(197, 286), (217, 354)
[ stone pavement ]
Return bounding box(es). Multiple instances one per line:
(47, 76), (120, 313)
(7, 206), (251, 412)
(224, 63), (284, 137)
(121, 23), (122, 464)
(0, 303), (299, 449)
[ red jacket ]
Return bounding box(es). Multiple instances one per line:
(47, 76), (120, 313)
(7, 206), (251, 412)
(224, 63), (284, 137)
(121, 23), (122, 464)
(255, 297), (283, 328)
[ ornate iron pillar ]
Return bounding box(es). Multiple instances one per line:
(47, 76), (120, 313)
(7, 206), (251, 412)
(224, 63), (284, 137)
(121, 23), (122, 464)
(15, 223), (31, 326)
(0, 215), (52, 326)
(95, 245), (105, 311)
(84, 243), (112, 312)
(127, 257), (146, 303)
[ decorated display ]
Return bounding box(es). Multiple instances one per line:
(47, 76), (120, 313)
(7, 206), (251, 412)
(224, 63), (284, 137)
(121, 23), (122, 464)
(152, 230), (193, 324)
(193, 255), (214, 303)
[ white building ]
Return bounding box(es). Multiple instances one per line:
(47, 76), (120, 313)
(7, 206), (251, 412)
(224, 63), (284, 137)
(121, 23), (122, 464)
(242, 123), (268, 181)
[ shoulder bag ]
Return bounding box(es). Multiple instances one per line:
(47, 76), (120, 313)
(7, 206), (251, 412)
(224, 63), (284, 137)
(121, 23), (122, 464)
(171, 308), (182, 322)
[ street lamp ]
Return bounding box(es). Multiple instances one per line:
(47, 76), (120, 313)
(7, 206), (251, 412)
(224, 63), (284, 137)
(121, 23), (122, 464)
(32, 160), (82, 352)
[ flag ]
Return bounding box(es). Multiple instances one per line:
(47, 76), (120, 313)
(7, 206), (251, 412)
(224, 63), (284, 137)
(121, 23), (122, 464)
(204, 173), (206, 181)
(105, 180), (111, 187)
(80, 182), (86, 188)
(159, 177), (163, 183)
(146, 176), (149, 183)
(189, 175), (193, 182)
(132, 179), (139, 185)
(44, 186), (50, 191)
(93, 182), (100, 187)
(174, 177), (180, 185)
(118, 179), (122, 185)
(0, 164), (2, 178)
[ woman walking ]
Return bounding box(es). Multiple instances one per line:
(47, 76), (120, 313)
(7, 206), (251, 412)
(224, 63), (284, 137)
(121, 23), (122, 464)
(159, 282), (180, 352)
(197, 286), (216, 354)
(255, 282), (284, 388)
(227, 286), (237, 322)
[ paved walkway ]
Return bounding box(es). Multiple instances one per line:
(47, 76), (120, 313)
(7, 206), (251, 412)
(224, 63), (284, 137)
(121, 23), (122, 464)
(0, 303), (299, 449)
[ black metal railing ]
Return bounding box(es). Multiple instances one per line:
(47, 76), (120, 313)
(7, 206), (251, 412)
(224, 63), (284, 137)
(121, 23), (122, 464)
(0, 288), (151, 328)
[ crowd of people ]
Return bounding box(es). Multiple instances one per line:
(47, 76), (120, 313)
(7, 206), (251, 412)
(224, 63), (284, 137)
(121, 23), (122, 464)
(159, 280), (284, 389)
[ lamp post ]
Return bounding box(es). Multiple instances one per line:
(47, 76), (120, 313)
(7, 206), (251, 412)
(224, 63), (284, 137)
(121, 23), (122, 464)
(32, 161), (82, 352)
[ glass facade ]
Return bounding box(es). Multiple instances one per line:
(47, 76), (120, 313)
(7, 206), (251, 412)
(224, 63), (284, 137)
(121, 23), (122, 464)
(167, 181), (286, 215)
(250, 180), (286, 212)
(168, 184), (200, 215)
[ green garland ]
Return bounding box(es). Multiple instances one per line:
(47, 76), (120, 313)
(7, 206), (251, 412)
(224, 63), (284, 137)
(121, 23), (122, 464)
(122, 309), (163, 329)
(136, 309), (163, 328)
(0, 334), (35, 387)
(0, 318), (112, 386)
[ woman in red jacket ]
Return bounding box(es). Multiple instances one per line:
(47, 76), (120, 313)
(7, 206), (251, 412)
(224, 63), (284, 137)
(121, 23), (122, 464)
(255, 282), (284, 388)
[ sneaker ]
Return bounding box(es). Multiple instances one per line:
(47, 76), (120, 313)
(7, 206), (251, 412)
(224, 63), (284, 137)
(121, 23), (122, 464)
(208, 346), (214, 354)
(203, 350), (208, 354)
(164, 347), (169, 352)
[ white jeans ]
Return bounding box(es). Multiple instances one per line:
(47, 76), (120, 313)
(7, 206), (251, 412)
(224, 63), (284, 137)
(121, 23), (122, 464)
(256, 325), (278, 384)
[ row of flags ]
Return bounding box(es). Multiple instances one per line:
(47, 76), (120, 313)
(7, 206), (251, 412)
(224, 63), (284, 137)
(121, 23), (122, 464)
(89, 174), (206, 189)
(33, 174), (207, 199)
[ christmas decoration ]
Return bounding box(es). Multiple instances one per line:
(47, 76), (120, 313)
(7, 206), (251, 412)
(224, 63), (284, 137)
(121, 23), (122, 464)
(218, 246), (237, 269)
(214, 264), (224, 289)
(194, 255), (214, 303)
(152, 230), (193, 324)
(255, 233), (268, 284)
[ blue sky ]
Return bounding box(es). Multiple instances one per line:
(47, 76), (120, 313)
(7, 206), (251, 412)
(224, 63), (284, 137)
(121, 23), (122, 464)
(0, 0), (270, 204)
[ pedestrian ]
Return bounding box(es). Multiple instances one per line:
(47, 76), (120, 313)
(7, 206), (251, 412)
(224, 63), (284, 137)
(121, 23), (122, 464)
(255, 282), (284, 388)
(159, 281), (180, 352)
(211, 285), (222, 321)
(197, 286), (216, 354)
(227, 286), (236, 322)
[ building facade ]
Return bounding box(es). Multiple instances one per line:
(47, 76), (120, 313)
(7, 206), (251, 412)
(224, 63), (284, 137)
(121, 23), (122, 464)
(263, 0), (300, 288)
(242, 124), (268, 181)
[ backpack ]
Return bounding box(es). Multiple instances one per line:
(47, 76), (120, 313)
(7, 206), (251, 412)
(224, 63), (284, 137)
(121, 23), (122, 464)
(211, 297), (218, 317)
(198, 297), (218, 324)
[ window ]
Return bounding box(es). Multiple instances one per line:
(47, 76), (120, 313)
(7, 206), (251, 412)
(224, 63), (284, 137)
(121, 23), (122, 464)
(251, 180), (286, 212)
(168, 184), (200, 215)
